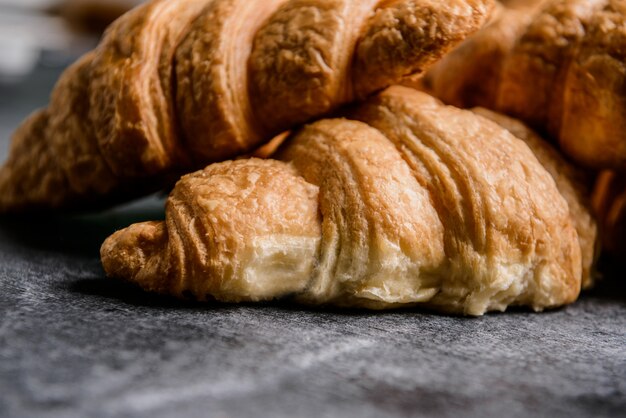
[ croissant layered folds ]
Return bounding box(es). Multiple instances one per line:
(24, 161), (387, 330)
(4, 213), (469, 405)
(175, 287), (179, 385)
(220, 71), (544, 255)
(423, 0), (626, 170)
(0, 0), (494, 212)
(102, 88), (595, 315)
(472, 108), (597, 289)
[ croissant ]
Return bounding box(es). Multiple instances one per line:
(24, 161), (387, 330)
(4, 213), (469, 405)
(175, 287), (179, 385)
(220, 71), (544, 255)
(101, 87), (594, 316)
(0, 0), (494, 212)
(423, 0), (626, 170)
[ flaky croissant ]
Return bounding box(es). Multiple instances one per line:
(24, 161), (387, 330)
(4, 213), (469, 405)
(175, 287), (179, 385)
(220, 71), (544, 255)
(423, 0), (626, 171)
(101, 87), (595, 316)
(0, 0), (494, 212)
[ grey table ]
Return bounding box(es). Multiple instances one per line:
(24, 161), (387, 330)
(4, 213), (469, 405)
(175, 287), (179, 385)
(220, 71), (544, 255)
(0, 64), (624, 418)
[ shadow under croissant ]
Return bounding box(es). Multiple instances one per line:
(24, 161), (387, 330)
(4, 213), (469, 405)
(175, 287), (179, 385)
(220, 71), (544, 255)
(0, 194), (167, 258)
(584, 258), (626, 304)
(67, 276), (586, 317)
(68, 277), (236, 310)
(68, 276), (434, 316)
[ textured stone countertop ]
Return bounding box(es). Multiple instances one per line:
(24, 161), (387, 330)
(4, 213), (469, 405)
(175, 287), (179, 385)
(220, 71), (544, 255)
(0, 65), (624, 418)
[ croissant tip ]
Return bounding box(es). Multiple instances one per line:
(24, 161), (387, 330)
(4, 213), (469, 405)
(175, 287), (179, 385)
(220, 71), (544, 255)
(101, 221), (167, 282)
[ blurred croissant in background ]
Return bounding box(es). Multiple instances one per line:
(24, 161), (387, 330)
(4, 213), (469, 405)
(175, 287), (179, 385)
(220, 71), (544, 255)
(424, 0), (626, 171)
(0, 0), (494, 212)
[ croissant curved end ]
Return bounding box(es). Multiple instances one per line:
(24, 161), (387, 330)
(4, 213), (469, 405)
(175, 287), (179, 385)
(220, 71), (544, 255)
(102, 159), (322, 302)
(101, 221), (169, 293)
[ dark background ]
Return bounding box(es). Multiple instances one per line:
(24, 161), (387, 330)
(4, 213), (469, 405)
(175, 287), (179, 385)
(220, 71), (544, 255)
(0, 58), (624, 418)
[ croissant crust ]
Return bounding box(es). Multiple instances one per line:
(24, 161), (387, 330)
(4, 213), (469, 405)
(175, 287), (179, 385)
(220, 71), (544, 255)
(0, 0), (494, 212)
(424, 0), (626, 171)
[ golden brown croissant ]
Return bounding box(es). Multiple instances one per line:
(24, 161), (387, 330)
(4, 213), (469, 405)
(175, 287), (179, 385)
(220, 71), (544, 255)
(0, 0), (494, 212)
(101, 87), (593, 316)
(423, 0), (626, 170)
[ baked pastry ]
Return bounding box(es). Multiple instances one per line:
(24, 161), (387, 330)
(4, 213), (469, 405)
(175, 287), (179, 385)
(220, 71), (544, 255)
(472, 108), (597, 288)
(420, 3), (535, 110)
(423, 0), (626, 170)
(0, 0), (494, 212)
(101, 87), (590, 316)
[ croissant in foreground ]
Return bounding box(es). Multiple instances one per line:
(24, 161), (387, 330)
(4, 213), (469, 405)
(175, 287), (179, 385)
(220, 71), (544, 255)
(423, 0), (626, 170)
(102, 88), (596, 316)
(0, 0), (494, 212)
